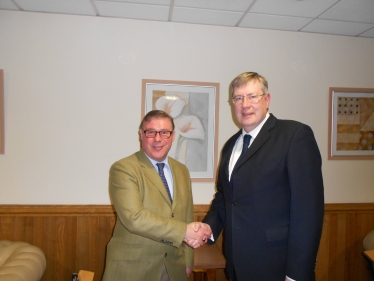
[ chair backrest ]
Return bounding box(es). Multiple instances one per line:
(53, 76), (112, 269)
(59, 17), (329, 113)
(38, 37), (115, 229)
(0, 240), (46, 281)
(364, 230), (374, 251)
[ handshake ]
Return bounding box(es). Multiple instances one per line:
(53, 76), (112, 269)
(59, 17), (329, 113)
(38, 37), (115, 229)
(183, 222), (212, 249)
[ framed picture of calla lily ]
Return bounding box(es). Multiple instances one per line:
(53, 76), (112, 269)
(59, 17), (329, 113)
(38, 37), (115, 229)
(142, 79), (220, 181)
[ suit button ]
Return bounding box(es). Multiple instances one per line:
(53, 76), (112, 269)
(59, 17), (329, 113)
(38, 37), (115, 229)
(164, 253), (167, 257)
(232, 202), (236, 206)
(171, 213), (174, 217)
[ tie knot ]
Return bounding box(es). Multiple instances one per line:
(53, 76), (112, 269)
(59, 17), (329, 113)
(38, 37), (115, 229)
(243, 134), (252, 146)
(157, 163), (165, 170)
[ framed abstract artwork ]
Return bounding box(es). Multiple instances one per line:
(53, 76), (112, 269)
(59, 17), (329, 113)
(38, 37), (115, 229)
(328, 87), (374, 160)
(142, 79), (220, 181)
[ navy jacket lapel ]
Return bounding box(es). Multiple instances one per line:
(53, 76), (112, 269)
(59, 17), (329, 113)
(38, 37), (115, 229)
(223, 130), (242, 180)
(233, 114), (277, 171)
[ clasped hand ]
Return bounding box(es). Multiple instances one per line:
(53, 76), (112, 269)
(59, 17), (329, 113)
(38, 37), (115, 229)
(184, 222), (212, 248)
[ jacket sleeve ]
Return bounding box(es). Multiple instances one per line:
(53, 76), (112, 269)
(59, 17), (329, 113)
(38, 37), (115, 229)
(183, 174), (194, 268)
(286, 125), (324, 280)
(203, 139), (232, 242)
(109, 160), (187, 248)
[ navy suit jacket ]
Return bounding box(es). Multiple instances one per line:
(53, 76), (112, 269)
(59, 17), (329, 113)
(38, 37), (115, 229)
(204, 114), (324, 281)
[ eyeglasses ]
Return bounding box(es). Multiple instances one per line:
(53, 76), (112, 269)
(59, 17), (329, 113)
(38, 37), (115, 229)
(232, 93), (266, 104)
(143, 130), (173, 139)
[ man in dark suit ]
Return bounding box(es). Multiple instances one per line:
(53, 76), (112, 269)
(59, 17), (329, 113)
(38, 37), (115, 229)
(203, 72), (324, 281)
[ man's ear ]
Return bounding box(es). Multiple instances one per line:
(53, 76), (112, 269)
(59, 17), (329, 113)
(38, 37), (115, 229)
(171, 130), (176, 142)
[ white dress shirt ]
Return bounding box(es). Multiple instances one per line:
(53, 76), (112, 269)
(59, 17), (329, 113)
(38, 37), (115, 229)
(228, 113), (270, 181)
(145, 154), (174, 200)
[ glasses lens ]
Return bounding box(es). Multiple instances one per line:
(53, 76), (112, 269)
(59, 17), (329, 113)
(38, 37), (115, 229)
(160, 131), (171, 138)
(251, 95), (258, 103)
(144, 130), (155, 137)
(233, 94), (264, 104)
(144, 130), (172, 138)
(232, 96), (242, 103)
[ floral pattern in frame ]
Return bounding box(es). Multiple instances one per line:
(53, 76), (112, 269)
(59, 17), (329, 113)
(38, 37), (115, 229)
(142, 79), (219, 181)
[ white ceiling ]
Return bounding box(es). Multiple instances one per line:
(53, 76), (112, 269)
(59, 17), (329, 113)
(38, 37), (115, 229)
(1, 0), (374, 38)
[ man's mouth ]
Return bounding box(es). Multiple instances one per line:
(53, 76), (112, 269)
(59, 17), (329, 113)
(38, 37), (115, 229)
(242, 111), (253, 117)
(153, 145), (164, 150)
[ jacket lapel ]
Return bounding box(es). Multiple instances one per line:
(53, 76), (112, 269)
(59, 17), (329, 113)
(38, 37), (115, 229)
(169, 159), (179, 209)
(136, 150), (172, 206)
(233, 114), (277, 171)
(223, 130), (242, 180)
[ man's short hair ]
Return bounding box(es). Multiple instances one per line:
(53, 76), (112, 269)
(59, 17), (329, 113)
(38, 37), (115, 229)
(140, 110), (175, 130)
(230, 72), (269, 97)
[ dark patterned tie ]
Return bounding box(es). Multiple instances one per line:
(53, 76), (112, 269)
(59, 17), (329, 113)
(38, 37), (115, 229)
(231, 134), (252, 184)
(156, 163), (173, 203)
(240, 134), (252, 158)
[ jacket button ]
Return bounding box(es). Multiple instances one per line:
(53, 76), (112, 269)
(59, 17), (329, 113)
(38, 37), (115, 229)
(232, 202), (236, 206)
(164, 253), (167, 257)
(171, 213), (174, 217)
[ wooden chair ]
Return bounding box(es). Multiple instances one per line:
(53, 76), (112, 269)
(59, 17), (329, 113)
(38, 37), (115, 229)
(193, 243), (226, 281)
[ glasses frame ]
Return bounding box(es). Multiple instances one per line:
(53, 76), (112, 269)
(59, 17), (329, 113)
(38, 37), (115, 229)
(232, 93), (266, 104)
(143, 130), (174, 139)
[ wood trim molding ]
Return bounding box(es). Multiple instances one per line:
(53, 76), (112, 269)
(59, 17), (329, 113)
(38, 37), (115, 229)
(324, 203), (374, 213)
(1, 203), (373, 216)
(0, 205), (116, 216)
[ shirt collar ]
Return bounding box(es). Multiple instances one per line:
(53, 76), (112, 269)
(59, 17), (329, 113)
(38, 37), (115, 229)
(241, 112), (270, 139)
(143, 152), (169, 169)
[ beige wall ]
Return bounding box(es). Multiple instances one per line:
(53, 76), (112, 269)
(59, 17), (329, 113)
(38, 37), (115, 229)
(0, 10), (373, 204)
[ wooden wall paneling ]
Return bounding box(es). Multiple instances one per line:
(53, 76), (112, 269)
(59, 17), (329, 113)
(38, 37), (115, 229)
(48, 216), (62, 279)
(96, 215), (117, 280)
(22, 216), (33, 241)
(343, 212), (356, 281)
(328, 213), (346, 281)
(1, 204), (374, 281)
(87, 217), (100, 277)
(33, 216), (45, 252)
(0, 217), (12, 239)
(337, 213), (347, 281)
(316, 214), (330, 281)
(77, 216), (90, 274)
(356, 213), (374, 281)
(13, 216), (25, 241)
(328, 213), (338, 280)
(65, 216), (78, 280)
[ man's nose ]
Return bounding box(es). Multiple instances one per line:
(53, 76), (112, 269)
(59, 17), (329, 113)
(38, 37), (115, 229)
(242, 96), (251, 107)
(154, 132), (163, 140)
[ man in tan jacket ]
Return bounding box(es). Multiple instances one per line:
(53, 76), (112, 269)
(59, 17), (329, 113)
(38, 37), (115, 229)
(103, 110), (211, 281)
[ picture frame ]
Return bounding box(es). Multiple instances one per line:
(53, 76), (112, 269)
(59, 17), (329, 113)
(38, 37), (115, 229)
(328, 87), (374, 160)
(0, 69), (4, 154)
(142, 79), (220, 181)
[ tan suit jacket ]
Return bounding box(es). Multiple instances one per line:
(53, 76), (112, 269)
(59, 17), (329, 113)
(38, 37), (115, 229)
(102, 150), (194, 281)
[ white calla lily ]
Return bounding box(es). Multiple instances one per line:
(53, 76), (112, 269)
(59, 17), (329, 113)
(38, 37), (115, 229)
(177, 115), (205, 140)
(155, 96), (185, 118)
